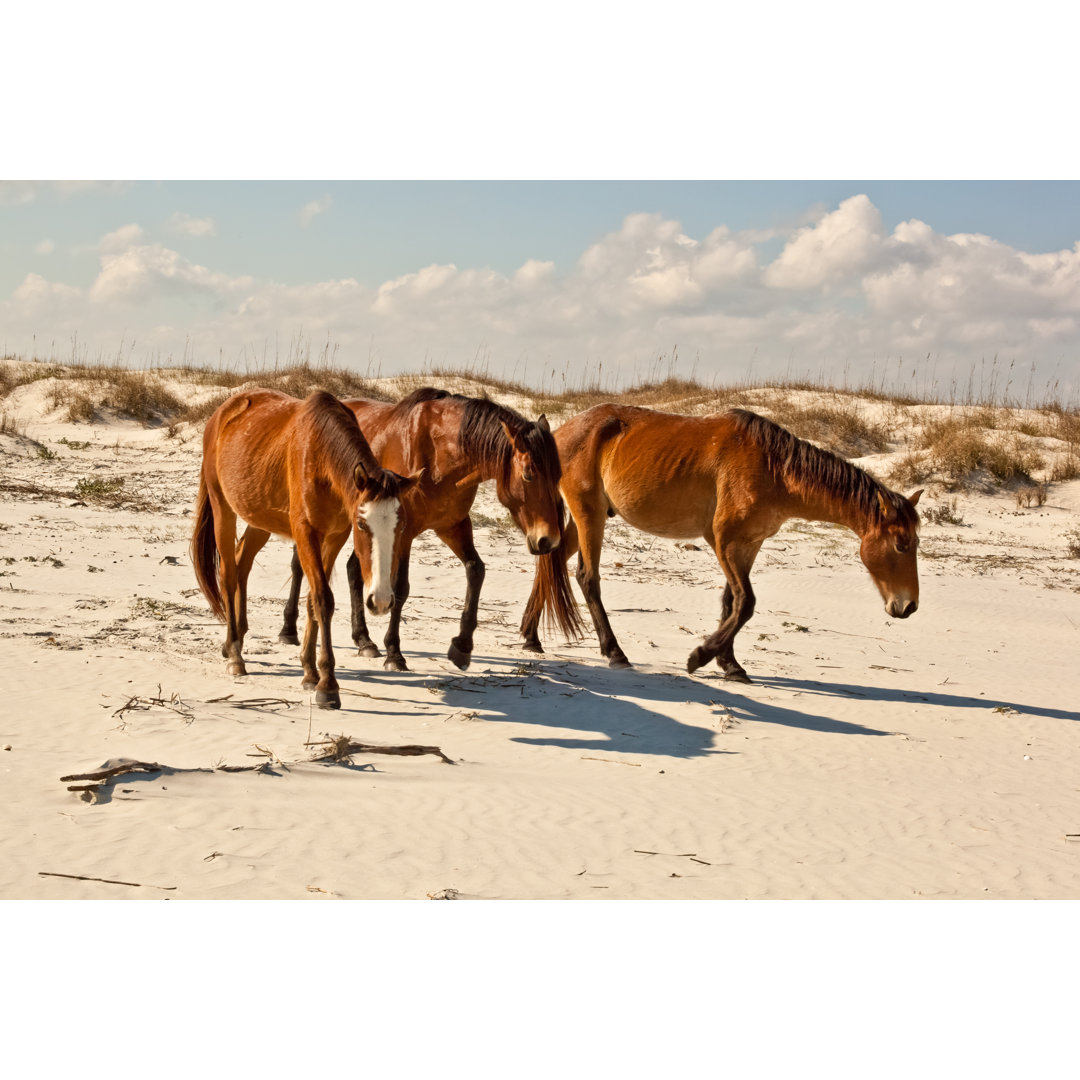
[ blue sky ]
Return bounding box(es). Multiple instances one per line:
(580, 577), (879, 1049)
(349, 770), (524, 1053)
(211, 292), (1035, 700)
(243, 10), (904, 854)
(4, 180), (1080, 397)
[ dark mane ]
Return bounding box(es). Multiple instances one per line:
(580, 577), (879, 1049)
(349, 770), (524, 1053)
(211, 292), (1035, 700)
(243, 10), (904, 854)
(727, 408), (915, 527)
(304, 389), (391, 497)
(395, 386), (561, 483)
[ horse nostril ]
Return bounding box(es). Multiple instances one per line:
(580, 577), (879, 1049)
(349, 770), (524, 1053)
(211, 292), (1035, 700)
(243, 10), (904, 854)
(902, 600), (918, 617)
(534, 536), (552, 555)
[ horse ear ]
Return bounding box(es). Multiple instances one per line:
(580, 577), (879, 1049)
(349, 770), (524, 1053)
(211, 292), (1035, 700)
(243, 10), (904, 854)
(501, 419), (526, 451)
(907, 488), (924, 507)
(877, 491), (896, 522)
(353, 464), (368, 490)
(401, 468), (425, 493)
(536, 414), (550, 433)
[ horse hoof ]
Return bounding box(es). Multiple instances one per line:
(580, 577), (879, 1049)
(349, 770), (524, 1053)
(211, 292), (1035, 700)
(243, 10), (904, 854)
(383, 655), (409, 672)
(447, 643), (472, 670)
(302, 677), (319, 691)
(277, 631), (300, 646)
(723, 669), (753, 684)
(226, 661), (247, 676)
(521, 640), (544, 655)
(607, 654), (632, 669)
(686, 648), (708, 674)
(315, 690), (341, 710)
(357, 644), (382, 659)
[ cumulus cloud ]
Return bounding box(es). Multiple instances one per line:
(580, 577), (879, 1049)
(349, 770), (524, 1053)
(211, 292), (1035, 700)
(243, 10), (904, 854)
(4, 198), (1080, 394)
(764, 194), (886, 289)
(299, 194), (333, 227)
(35, 239), (56, 255)
(167, 212), (217, 237)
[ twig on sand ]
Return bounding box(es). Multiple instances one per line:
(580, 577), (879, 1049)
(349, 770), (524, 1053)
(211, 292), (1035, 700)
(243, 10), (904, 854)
(581, 756), (641, 767)
(308, 734), (455, 765)
(38, 871), (176, 891)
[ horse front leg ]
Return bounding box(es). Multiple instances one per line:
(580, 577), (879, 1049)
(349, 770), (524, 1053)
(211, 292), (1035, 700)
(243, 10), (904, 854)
(437, 519), (484, 670)
(687, 539), (763, 682)
(294, 527), (342, 709)
(278, 546), (303, 645)
(346, 551), (380, 658)
(381, 544), (412, 672)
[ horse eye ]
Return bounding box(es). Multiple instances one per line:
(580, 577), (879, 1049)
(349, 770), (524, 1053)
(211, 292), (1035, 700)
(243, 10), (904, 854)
(895, 543), (908, 554)
(523, 469), (535, 483)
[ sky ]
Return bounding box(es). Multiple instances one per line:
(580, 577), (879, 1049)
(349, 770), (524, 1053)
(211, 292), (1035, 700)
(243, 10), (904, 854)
(4, 180), (1080, 399)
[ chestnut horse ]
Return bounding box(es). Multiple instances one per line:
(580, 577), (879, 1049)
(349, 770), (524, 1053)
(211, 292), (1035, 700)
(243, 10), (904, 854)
(277, 387), (582, 671)
(192, 389), (417, 708)
(521, 404), (922, 682)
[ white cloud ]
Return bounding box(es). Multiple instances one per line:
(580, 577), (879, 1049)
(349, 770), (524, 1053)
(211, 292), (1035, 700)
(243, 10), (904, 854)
(167, 212), (217, 237)
(4, 199), (1080, 394)
(35, 239), (56, 255)
(299, 194), (333, 227)
(764, 194), (886, 289)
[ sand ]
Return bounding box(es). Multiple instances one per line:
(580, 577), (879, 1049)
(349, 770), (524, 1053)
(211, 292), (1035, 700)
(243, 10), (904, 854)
(2, 373), (1079, 899)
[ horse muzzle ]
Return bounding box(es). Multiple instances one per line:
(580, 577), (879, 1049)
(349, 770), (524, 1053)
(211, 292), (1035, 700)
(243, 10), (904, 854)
(366, 591), (394, 616)
(886, 598), (918, 619)
(527, 533), (559, 556)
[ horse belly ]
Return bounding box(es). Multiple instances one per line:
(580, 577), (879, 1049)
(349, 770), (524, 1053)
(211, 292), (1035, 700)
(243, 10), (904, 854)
(605, 480), (713, 541)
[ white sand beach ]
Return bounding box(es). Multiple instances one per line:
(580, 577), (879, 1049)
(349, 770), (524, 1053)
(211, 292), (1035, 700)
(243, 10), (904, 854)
(2, 368), (1079, 900)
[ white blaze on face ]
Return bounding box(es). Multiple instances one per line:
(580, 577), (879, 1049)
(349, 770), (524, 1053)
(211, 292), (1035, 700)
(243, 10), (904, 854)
(359, 497), (400, 614)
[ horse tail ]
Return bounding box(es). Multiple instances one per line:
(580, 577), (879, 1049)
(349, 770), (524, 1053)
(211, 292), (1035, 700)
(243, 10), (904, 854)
(522, 506), (585, 641)
(191, 474), (225, 621)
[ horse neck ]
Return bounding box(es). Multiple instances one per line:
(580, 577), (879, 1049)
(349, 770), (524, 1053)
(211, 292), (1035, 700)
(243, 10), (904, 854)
(784, 484), (875, 536)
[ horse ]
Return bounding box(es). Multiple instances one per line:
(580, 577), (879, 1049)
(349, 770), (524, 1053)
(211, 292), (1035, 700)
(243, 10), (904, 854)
(191, 388), (418, 708)
(520, 404), (922, 682)
(275, 386), (582, 672)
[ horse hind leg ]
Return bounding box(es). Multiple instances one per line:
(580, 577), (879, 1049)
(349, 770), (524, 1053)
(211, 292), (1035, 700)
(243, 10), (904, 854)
(436, 520), (484, 671)
(208, 499), (247, 675)
(346, 551), (381, 658)
(278, 546), (303, 645)
(573, 500), (630, 668)
(235, 526), (270, 650)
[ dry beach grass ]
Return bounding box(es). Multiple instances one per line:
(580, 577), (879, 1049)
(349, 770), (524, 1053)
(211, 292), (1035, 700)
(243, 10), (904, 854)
(2, 355), (1079, 899)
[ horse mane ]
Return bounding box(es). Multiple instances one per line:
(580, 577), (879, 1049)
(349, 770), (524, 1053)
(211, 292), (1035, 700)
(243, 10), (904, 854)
(727, 408), (915, 528)
(303, 389), (398, 498)
(394, 386), (562, 483)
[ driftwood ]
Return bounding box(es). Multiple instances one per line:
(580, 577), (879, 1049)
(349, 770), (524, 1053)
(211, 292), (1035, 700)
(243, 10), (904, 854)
(61, 735), (455, 803)
(308, 734), (455, 766)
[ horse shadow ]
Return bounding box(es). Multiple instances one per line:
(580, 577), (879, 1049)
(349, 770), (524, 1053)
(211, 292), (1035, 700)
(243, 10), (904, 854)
(323, 650), (899, 758)
(752, 675), (1080, 724)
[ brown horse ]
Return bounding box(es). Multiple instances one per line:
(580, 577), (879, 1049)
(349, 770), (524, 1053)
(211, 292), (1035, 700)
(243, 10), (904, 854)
(521, 404), (922, 682)
(192, 388), (418, 708)
(277, 387), (582, 671)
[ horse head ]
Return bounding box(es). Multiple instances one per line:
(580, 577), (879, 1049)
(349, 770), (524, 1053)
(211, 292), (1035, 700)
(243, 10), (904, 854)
(352, 464), (421, 615)
(859, 488), (923, 619)
(498, 414), (563, 556)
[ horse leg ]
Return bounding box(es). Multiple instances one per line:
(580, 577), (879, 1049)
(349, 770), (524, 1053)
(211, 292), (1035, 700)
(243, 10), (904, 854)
(573, 500), (630, 668)
(437, 519), (485, 670)
(521, 515), (579, 654)
(293, 526), (342, 709)
(381, 542), (412, 672)
(346, 551), (380, 658)
(278, 546), (303, 645)
(687, 538), (764, 682)
(210, 501), (245, 675)
(234, 526), (270, 654)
